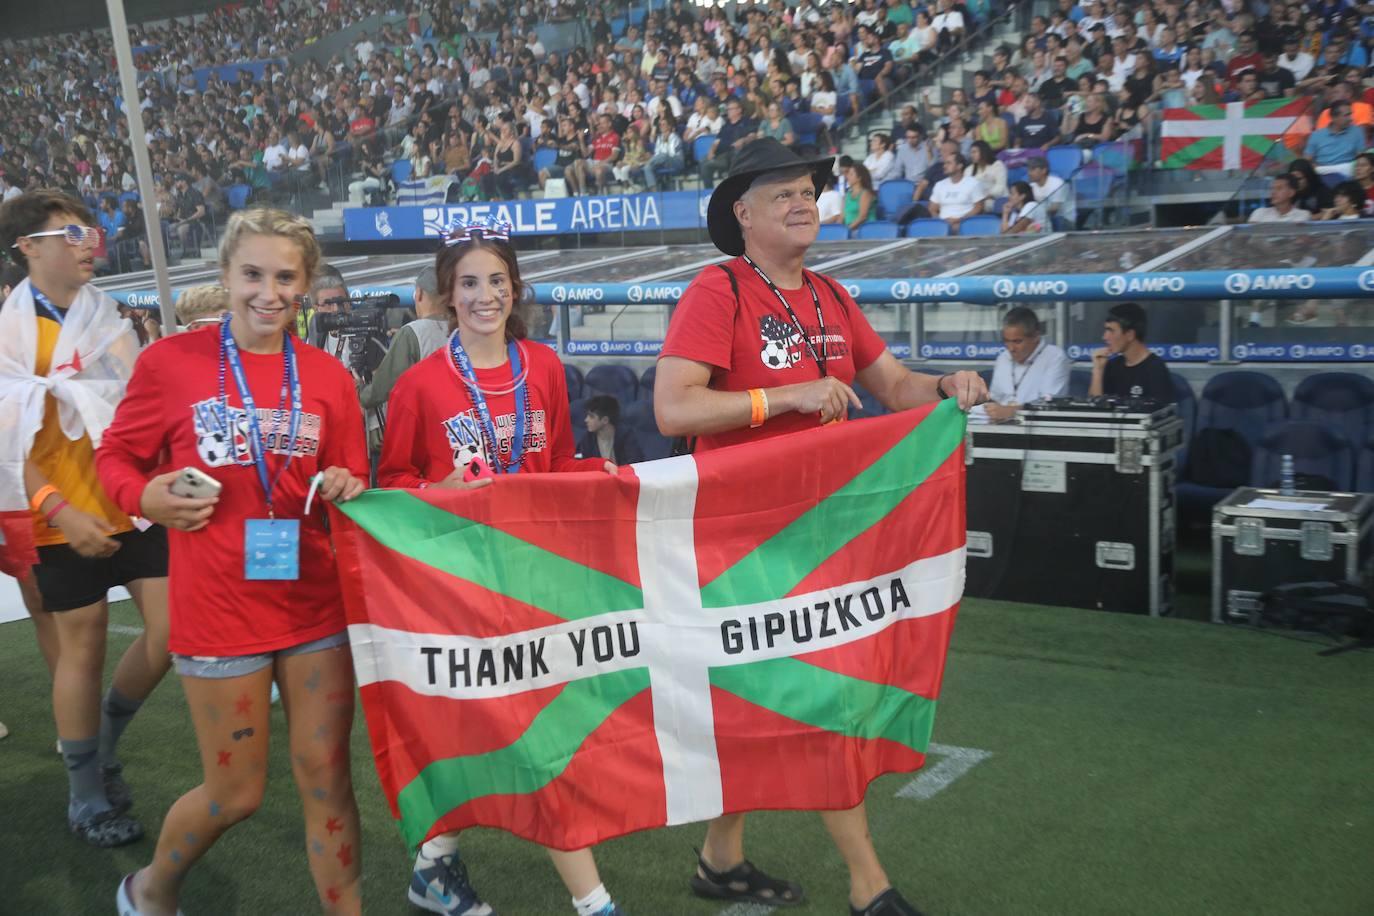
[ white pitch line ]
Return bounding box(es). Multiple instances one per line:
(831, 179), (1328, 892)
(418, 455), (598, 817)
(895, 742), (993, 800)
(719, 903), (780, 916)
(109, 624), (144, 636)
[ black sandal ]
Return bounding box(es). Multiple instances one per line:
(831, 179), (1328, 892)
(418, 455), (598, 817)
(851, 888), (925, 916)
(70, 808), (144, 848)
(688, 849), (805, 907)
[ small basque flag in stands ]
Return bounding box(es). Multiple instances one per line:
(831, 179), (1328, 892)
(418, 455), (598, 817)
(1160, 98), (1313, 171)
(330, 402), (968, 851)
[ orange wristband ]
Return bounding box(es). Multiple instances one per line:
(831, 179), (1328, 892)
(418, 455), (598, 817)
(748, 388), (768, 428)
(29, 484), (60, 514)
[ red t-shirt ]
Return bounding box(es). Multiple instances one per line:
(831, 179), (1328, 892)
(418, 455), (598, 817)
(96, 326), (368, 657)
(659, 257), (888, 452)
(591, 130), (620, 161)
(377, 339), (602, 487)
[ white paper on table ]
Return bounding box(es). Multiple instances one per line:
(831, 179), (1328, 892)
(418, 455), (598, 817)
(1242, 498), (1331, 512)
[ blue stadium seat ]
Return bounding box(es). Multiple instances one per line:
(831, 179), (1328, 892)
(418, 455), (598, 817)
(1292, 372), (1374, 456)
(1046, 145), (1083, 179)
(1068, 368), (1092, 397)
(1006, 166), (1028, 185)
(391, 159), (413, 183)
(1357, 436), (1374, 491)
(119, 191), (140, 204)
(835, 94), (852, 122)
(623, 401), (671, 461)
(816, 224), (850, 240)
(585, 364), (639, 404)
(958, 214), (1002, 236)
(628, 7), (647, 27)
(565, 364), (585, 400)
(903, 218), (950, 237)
(855, 221), (900, 239)
(532, 147), (557, 173)
(1252, 420), (1354, 491)
(1196, 371), (1289, 450)
(876, 180), (914, 220)
(1178, 370), (1289, 513)
(638, 365), (656, 401)
(1171, 371), (1196, 469)
(692, 134), (717, 164)
(1092, 141), (1138, 173)
(991, 195), (1008, 216)
(610, 16), (626, 37)
(568, 397), (588, 441)
(226, 184), (251, 210)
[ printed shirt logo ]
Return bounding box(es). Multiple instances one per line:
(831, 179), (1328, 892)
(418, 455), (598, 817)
(442, 407), (549, 470)
(756, 312), (853, 372)
(191, 398), (322, 468)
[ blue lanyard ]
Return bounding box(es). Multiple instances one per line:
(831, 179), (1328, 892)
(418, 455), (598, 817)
(31, 287), (66, 326)
(218, 315), (303, 516)
(448, 335), (527, 474)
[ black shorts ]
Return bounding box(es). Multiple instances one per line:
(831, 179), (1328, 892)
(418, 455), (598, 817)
(33, 526), (169, 612)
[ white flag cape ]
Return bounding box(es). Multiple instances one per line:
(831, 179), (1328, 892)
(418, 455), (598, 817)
(0, 278), (139, 514)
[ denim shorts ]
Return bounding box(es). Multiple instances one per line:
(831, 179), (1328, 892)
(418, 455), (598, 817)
(173, 630), (349, 679)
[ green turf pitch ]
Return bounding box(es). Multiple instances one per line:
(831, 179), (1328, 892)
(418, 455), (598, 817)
(2, 598), (1371, 916)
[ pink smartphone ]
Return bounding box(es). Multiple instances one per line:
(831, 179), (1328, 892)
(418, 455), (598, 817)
(463, 456), (497, 483)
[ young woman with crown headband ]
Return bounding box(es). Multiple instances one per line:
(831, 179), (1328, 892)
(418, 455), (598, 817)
(377, 220), (625, 916)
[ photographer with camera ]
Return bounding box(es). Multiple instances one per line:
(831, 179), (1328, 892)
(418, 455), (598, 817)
(358, 265), (450, 412)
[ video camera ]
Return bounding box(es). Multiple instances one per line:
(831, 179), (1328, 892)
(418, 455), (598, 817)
(311, 292), (406, 383)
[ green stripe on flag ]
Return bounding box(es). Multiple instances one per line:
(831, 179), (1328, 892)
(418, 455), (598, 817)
(395, 667), (651, 848)
(709, 657), (938, 753)
(1163, 135), (1223, 169)
(340, 491), (643, 620)
(700, 401), (965, 608)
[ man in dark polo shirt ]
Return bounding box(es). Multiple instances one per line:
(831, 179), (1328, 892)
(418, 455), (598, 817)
(698, 98), (759, 185)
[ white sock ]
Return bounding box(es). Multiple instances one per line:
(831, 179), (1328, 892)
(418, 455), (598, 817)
(419, 831), (461, 862)
(572, 883), (612, 916)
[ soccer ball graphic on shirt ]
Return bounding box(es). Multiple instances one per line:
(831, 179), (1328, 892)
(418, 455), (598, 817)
(758, 314), (802, 370)
(196, 429), (234, 466)
(192, 408), (251, 468)
(443, 411), (485, 470)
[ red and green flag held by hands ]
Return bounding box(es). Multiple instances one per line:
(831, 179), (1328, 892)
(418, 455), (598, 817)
(331, 401), (968, 851)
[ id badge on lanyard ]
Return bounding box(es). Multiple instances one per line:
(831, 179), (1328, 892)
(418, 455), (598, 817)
(219, 316), (304, 581)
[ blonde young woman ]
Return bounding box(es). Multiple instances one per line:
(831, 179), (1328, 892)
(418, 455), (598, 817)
(100, 209), (370, 916)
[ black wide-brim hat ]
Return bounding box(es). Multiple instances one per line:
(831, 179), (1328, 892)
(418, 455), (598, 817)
(706, 138), (835, 257)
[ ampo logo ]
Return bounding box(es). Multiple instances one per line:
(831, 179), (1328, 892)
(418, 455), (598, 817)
(1224, 273), (1252, 295)
(890, 280), (911, 300)
(1067, 345), (1082, 359)
(1359, 270), (1374, 293)
(1232, 344), (1248, 360)
(1289, 344), (1306, 359)
(992, 277), (1015, 299)
(1103, 274), (1127, 296)
(920, 344), (934, 357)
(628, 285), (643, 302)
(844, 283), (861, 299)
(1169, 345), (1184, 359)
(964, 343), (980, 358)
(552, 285), (567, 303)
(1351, 344), (1367, 359)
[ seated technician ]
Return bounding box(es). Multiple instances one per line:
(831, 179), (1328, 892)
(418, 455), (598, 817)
(978, 306), (1071, 420)
(1089, 302), (1175, 403)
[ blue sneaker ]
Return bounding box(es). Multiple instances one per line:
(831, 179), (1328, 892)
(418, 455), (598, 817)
(408, 850), (493, 916)
(594, 906), (626, 916)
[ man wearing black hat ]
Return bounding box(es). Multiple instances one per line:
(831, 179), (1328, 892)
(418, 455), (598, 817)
(654, 137), (986, 916)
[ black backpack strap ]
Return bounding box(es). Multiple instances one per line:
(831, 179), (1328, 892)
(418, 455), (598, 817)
(673, 264), (742, 458)
(717, 262), (740, 304)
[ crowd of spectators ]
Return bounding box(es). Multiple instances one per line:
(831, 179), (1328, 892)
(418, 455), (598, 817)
(830, 0), (1374, 234)
(7, 0), (1374, 263)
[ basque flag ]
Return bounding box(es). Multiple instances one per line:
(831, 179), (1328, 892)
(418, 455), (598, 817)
(331, 402), (967, 851)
